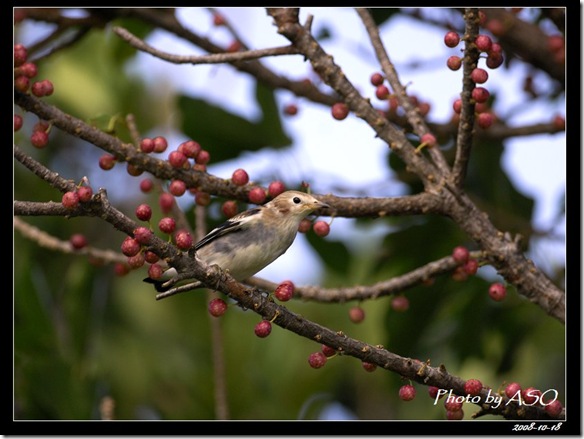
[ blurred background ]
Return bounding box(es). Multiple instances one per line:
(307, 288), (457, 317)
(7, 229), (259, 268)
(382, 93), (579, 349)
(14, 7), (566, 421)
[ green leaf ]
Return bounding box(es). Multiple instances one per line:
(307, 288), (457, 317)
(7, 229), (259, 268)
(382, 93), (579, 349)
(178, 82), (292, 163)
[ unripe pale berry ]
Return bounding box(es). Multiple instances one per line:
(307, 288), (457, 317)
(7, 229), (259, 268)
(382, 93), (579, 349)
(208, 298), (228, 317)
(308, 351), (327, 369)
(399, 384), (416, 401)
(254, 320), (272, 338)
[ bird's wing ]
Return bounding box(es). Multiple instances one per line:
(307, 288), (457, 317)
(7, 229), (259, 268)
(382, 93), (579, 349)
(195, 207), (262, 250)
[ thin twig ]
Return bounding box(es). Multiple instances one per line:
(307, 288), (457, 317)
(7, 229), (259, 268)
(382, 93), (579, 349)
(112, 25), (299, 65)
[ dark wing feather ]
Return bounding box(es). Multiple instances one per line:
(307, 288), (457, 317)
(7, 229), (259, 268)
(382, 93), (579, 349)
(195, 207), (261, 250)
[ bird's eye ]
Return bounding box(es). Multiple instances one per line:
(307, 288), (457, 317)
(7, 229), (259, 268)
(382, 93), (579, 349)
(293, 197), (301, 204)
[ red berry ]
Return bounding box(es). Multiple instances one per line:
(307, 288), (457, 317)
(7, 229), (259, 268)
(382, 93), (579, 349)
(232, 168), (249, 186)
(61, 191), (80, 209)
(221, 200), (238, 218)
(462, 258), (479, 275)
(69, 233), (88, 250)
(488, 282), (506, 301)
(444, 396), (463, 412)
(446, 409), (464, 420)
(348, 306), (365, 323)
(471, 87), (490, 103)
(464, 379), (482, 396)
(298, 218), (311, 234)
(470, 68), (489, 84)
(121, 236), (141, 257)
(169, 179), (187, 196)
(135, 203), (152, 221)
(477, 112), (494, 129)
(14, 114), (23, 132)
(552, 115), (565, 131)
(195, 191), (211, 206)
(370, 72), (384, 86)
(391, 295), (410, 312)
(544, 400), (563, 417)
(196, 149), (211, 165)
(114, 263), (130, 276)
(428, 386), (441, 399)
(147, 263), (164, 280)
(174, 229), (193, 250)
(153, 136), (168, 153)
(168, 150), (188, 168)
(248, 187), (266, 204)
(208, 298), (228, 317)
(14, 44), (27, 67)
(268, 180), (286, 198)
(446, 56), (462, 71)
(420, 133), (437, 148)
(504, 382), (521, 399)
(522, 387), (541, 405)
(31, 79), (54, 97)
(98, 154), (116, 170)
(362, 362), (377, 372)
(158, 217), (176, 234)
(178, 140), (201, 158)
(321, 345), (336, 357)
(331, 102), (349, 120)
(452, 246), (470, 264)
(159, 192), (175, 214)
(126, 163), (143, 177)
(283, 103), (298, 116)
(274, 280), (295, 302)
(144, 251), (159, 264)
(127, 253), (145, 269)
(75, 186), (92, 203)
(399, 384), (416, 401)
(254, 320), (272, 338)
(444, 31), (460, 48)
(313, 220), (330, 237)
(139, 178), (154, 193)
(14, 75), (29, 92)
(140, 138), (155, 153)
(30, 131), (49, 148)
(452, 99), (462, 114)
(226, 40), (242, 53)
(375, 85), (390, 100)
(308, 351), (327, 369)
(547, 35), (564, 53)
(18, 62), (38, 78)
(475, 34), (493, 52)
(212, 12), (226, 26)
(486, 52), (504, 69)
(133, 226), (152, 245)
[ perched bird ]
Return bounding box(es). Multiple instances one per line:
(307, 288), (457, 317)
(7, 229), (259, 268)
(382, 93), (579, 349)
(144, 190), (329, 294)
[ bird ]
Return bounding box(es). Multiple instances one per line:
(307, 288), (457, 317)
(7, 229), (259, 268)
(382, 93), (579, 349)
(144, 190), (330, 294)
